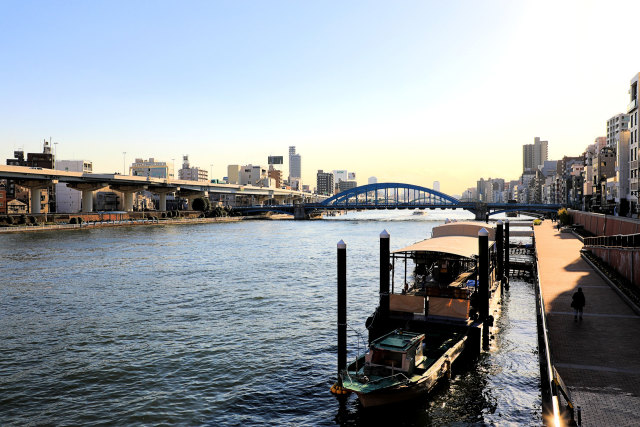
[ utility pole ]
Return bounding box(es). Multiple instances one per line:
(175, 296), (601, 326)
(123, 152), (126, 175)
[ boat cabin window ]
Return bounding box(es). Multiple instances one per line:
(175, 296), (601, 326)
(371, 349), (403, 367)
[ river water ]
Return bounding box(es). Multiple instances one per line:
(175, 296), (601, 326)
(0, 210), (541, 425)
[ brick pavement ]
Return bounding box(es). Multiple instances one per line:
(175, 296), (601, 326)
(535, 221), (640, 426)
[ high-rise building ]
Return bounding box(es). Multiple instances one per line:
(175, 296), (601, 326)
(523, 137), (548, 172)
(178, 155), (208, 182)
(316, 170), (334, 195)
(288, 146), (301, 188)
(628, 73), (639, 213)
(433, 181), (440, 192)
(130, 158), (174, 179)
(607, 113), (630, 148)
(616, 130), (631, 209)
(368, 176), (378, 185)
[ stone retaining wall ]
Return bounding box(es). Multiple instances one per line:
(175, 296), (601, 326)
(569, 210), (640, 236)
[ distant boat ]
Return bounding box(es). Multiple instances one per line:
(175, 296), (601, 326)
(412, 210), (427, 216)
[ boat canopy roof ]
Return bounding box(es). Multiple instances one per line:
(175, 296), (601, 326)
(431, 221), (496, 240)
(393, 235), (494, 259)
(372, 330), (424, 352)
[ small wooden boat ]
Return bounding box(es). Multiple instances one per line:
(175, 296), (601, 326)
(340, 329), (465, 407)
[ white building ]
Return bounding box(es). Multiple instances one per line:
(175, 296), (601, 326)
(607, 113), (630, 148)
(368, 176), (378, 185)
(178, 155), (208, 182)
(130, 158), (174, 179)
(433, 181), (440, 192)
(55, 160), (93, 213)
(239, 164), (272, 187)
(332, 170), (348, 184)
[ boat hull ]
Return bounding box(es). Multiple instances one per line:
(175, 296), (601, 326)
(349, 334), (467, 407)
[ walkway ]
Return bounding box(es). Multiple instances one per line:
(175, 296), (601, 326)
(535, 221), (640, 426)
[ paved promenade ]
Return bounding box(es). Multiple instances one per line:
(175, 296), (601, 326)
(535, 221), (640, 426)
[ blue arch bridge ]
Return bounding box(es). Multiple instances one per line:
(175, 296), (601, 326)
(235, 182), (561, 220)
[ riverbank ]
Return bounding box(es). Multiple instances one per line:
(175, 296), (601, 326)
(0, 216), (246, 234)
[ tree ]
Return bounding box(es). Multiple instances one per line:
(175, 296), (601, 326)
(558, 208), (570, 225)
(192, 197), (211, 212)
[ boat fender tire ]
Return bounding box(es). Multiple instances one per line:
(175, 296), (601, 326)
(487, 315), (494, 327)
(365, 315), (375, 329)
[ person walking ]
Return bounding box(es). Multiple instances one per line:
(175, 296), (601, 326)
(571, 287), (586, 321)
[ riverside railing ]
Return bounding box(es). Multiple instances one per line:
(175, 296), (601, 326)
(583, 233), (640, 248)
(534, 248), (580, 426)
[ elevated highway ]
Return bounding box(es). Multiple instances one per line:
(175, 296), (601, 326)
(0, 165), (321, 213)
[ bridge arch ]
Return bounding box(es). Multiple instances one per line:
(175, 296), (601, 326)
(320, 183), (460, 207)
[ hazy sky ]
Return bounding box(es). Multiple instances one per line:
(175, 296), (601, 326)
(2, 0), (639, 195)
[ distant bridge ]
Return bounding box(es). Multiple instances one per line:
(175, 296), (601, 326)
(236, 183), (562, 219)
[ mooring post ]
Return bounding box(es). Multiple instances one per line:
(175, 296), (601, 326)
(496, 220), (504, 286)
(337, 240), (347, 379)
(504, 219), (510, 289)
(478, 228), (490, 349)
(330, 239), (349, 395)
(380, 230), (390, 319)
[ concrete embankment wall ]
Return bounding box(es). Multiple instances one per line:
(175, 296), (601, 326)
(569, 210), (640, 236)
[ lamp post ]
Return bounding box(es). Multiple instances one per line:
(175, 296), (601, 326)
(122, 152), (126, 175)
(210, 164), (213, 181)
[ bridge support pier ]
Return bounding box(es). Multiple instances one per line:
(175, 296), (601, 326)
(82, 189), (94, 213)
(30, 188), (42, 214)
(159, 193), (167, 211)
(294, 204), (307, 220)
(110, 184), (147, 212)
(123, 191), (134, 212)
(66, 182), (109, 213)
(18, 179), (57, 214)
(474, 202), (488, 221)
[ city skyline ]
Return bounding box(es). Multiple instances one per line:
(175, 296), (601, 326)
(2, 1), (640, 195)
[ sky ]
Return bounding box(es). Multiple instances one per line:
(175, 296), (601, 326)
(2, 0), (640, 196)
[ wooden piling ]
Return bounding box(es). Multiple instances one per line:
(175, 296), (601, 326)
(337, 240), (347, 379)
(380, 230), (390, 318)
(504, 219), (510, 288)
